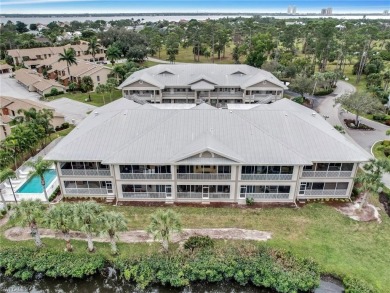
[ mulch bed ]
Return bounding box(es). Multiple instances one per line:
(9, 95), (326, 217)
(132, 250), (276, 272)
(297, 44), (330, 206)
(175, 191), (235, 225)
(379, 192), (390, 217)
(344, 119), (374, 130)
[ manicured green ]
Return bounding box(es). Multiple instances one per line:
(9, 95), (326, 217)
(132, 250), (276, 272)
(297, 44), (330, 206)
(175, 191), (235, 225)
(372, 141), (390, 159)
(1, 200), (389, 292)
(47, 90), (123, 107)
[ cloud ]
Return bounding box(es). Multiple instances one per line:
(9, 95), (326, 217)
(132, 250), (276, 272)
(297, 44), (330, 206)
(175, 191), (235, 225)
(1, 0), (97, 5)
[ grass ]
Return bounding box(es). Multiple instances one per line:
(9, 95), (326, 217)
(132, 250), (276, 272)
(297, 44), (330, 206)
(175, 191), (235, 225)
(46, 90), (123, 107)
(1, 198), (389, 292)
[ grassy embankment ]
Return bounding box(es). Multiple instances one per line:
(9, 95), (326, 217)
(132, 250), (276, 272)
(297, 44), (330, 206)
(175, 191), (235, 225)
(1, 197), (389, 292)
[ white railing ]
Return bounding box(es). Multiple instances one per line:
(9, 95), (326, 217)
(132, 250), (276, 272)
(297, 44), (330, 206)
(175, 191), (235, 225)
(302, 189), (348, 196)
(240, 193), (290, 199)
(120, 173), (172, 180)
(243, 94), (275, 104)
(177, 192), (202, 199)
(122, 192), (167, 199)
(177, 173), (231, 180)
(61, 169), (111, 176)
(241, 174), (293, 181)
(209, 193), (230, 199)
(199, 92), (243, 98)
(301, 171), (352, 178)
(162, 92), (194, 97)
(64, 188), (108, 195)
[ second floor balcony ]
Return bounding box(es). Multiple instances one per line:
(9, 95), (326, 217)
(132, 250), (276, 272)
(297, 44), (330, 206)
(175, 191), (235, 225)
(119, 165), (172, 180)
(177, 165), (231, 180)
(60, 162), (111, 177)
(301, 163), (354, 178)
(241, 166), (294, 181)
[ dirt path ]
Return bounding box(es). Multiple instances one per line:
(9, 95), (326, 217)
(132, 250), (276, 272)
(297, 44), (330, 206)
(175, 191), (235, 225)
(4, 227), (272, 243)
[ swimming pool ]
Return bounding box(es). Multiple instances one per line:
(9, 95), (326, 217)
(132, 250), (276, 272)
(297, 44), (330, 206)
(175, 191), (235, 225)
(16, 170), (57, 193)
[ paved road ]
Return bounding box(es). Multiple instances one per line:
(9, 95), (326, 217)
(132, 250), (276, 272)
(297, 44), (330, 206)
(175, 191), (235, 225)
(0, 73), (40, 100)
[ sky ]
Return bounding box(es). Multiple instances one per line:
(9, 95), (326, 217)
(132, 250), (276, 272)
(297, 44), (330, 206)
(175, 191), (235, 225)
(0, 0), (389, 14)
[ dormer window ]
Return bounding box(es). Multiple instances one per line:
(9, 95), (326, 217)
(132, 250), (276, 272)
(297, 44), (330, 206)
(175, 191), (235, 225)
(231, 71), (246, 76)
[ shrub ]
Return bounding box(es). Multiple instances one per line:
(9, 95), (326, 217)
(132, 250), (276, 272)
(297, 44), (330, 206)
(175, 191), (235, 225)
(292, 96), (304, 104)
(50, 88), (59, 96)
(49, 186), (60, 202)
(246, 197), (254, 205)
(314, 88), (333, 96)
(184, 236), (214, 252)
(0, 248), (105, 281)
(372, 114), (389, 121)
(343, 276), (375, 293)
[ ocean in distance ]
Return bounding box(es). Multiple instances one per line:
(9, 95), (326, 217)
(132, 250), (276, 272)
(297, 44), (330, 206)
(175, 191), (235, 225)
(1, 14), (389, 25)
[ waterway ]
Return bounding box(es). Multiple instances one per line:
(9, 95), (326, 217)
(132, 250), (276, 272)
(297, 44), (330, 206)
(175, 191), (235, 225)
(1, 14), (389, 25)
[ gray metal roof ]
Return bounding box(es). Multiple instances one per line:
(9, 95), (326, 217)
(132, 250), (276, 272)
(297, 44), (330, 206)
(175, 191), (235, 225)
(118, 64), (288, 90)
(45, 98), (371, 165)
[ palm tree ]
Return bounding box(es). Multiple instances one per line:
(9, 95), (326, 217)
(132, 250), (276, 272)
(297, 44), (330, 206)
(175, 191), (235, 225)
(58, 48), (77, 80)
(106, 78), (118, 102)
(355, 159), (390, 208)
(0, 168), (17, 205)
(95, 84), (107, 105)
(106, 44), (121, 65)
(74, 201), (102, 252)
(11, 200), (46, 248)
(88, 37), (101, 63)
(25, 156), (53, 202)
(46, 203), (75, 252)
(147, 209), (182, 251)
(98, 211), (127, 255)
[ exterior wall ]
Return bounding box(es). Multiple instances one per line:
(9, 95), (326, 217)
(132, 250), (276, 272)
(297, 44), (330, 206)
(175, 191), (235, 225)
(55, 162), (359, 203)
(35, 85), (65, 96)
(89, 68), (111, 90)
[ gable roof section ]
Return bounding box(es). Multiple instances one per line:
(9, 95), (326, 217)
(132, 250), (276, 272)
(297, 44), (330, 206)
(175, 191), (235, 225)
(241, 72), (288, 89)
(119, 73), (164, 89)
(190, 80), (215, 90)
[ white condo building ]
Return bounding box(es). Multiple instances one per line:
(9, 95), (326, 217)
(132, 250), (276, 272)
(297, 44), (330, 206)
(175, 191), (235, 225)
(46, 97), (371, 204)
(118, 64), (288, 107)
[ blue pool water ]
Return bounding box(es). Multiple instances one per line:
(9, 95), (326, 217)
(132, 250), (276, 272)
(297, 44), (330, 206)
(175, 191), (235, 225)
(16, 170), (57, 193)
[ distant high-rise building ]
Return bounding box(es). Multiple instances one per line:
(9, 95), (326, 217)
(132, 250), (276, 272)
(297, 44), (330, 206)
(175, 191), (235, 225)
(327, 7), (333, 15)
(287, 6), (292, 14)
(321, 8), (327, 15)
(384, 10), (389, 15)
(292, 6), (297, 14)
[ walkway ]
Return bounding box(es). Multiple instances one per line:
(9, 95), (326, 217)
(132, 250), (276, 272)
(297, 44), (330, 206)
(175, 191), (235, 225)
(4, 227), (272, 243)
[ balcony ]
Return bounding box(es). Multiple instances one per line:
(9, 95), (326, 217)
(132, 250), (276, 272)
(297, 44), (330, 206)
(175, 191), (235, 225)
(301, 171), (353, 178)
(240, 193), (290, 199)
(120, 173), (172, 180)
(243, 94), (276, 104)
(301, 189), (348, 196)
(64, 188), (108, 195)
(241, 174), (293, 181)
(122, 192), (167, 199)
(177, 173), (231, 180)
(61, 169), (111, 177)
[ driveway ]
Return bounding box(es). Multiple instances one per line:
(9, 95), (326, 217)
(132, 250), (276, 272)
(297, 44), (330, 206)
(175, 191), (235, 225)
(0, 74), (40, 100)
(46, 98), (96, 124)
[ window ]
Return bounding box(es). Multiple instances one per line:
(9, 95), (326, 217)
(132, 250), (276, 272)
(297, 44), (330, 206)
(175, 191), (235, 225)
(302, 182), (348, 191)
(217, 166), (231, 174)
(240, 185), (290, 194)
(97, 76), (100, 82)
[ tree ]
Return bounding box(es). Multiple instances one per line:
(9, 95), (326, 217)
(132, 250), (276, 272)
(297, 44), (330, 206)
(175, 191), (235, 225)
(11, 200), (46, 248)
(355, 159), (390, 208)
(106, 44), (122, 65)
(98, 211), (128, 255)
(245, 33), (275, 68)
(88, 37), (101, 63)
(335, 92), (383, 126)
(147, 209), (182, 251)
(165, 33), (180, 63)
(290, 75), (314, 97)
(29, 23), (37, 31)
(0, 168), (17, 205)
(232, 46), (241, 64)
(25, 156), (53, 202)
(74, 201), (102, 252)
(80, 76), (94, 93)
(58, 48), (77, 78)
(96, 84), (108, 105)
(106, 78), (119, 102)
(126, 45), (148, 62)
(46, 203), (75, 251)
(15, 21), (28, 33)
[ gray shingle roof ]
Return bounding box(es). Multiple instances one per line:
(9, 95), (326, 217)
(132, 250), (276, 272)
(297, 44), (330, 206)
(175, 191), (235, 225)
(118, 64), (288, 90)
(45, 98), (371, 165)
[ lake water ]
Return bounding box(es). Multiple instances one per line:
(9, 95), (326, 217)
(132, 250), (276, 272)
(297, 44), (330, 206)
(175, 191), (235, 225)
(1, 14), (389, 25)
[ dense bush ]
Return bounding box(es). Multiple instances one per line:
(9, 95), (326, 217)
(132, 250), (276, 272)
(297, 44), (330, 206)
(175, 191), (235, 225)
(343, 276), (375, 293)
(292, 96), (305, 104)
(372, 114), (389, 121)
(55, 122), (70, 132)
(44, 90), (64, 98)
(49, 186), (60, 202)
(314, 88), (333, 96)
(0, 248), (105, 281)
(115, 246), (320, 292)
(379, 50), (390, 61)
(184, 236), (214, 252)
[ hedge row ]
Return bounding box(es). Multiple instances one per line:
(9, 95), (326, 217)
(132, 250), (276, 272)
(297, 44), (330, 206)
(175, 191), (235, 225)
(115, 246), (320, 292)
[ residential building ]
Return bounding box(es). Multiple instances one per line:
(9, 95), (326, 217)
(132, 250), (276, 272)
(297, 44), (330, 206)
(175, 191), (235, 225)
(45, 98), (371, 204)
(14, 69), (66, 96)
(119, 64), (288, 107)
(7, 44), (106, 68)
(0, 96), (65, 141)
(0, 64), (12, 74)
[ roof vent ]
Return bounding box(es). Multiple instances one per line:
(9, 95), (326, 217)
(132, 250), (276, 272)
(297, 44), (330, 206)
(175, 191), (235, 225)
(94, 111), (99, 116)
(312, 112), (316, 117)
(230, 110), (233, 113)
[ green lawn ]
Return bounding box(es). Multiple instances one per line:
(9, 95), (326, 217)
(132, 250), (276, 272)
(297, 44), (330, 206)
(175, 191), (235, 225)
(1, 198), (389, 292)
(372, 141), (389, 159)
(46, 90), (123, 107)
